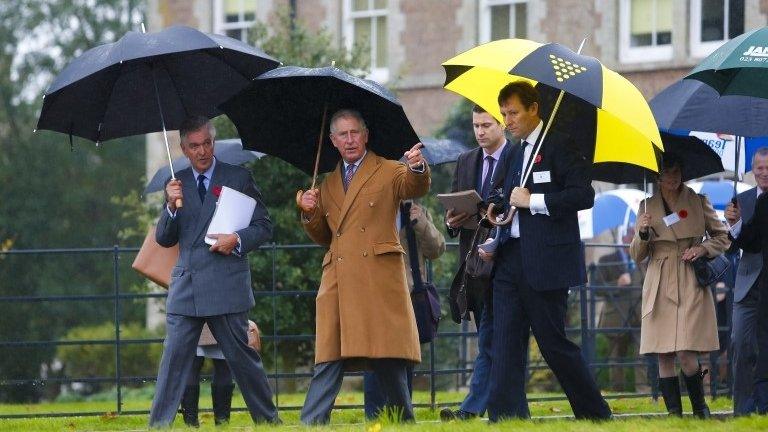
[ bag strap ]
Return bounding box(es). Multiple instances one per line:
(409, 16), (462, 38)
(402, 203), (425, 291)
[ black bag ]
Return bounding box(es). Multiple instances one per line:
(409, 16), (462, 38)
(403, 205), (441, 343)
(449, 222), (493, 324)
(691, 254), (730, 288)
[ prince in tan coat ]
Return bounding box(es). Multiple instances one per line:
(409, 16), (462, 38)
(298, 109), (430, 424)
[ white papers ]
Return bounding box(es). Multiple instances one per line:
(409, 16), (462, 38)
(205, 186), (256, 245)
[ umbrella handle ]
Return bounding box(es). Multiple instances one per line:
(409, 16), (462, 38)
(485, 203), (516, 226)
(295, 189), (304, 210)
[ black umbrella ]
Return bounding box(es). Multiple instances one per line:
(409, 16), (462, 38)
(220, 66), (420, 182)
(143, 139), (265, 195)
(660, 132), (724, 181)
(37, 25), (279, 207)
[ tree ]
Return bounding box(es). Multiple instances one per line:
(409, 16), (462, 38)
(0, 0), (146, 402)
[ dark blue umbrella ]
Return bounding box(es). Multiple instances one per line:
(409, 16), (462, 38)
(220, 66), (420, 179)
(650, 78), (768, 137)
(143, 139), (264, 195)
(418, 137), (471, 166)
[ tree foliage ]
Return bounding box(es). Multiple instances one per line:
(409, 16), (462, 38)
(0, 0), (145, 402)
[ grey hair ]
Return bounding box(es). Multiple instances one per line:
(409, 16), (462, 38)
(179, 115), (216, 145)
(329, 109), (367, 134)
(752, 146), (768, 165)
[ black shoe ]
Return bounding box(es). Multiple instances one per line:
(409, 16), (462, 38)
(211, 383), (235, 425)
(683, 367), (711, 419)
(180, 385), (200, 427)
(439, 408), (477, 421)
(658, 376), (683, 417)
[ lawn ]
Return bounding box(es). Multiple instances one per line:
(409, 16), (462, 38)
(2, 391), (765, 431)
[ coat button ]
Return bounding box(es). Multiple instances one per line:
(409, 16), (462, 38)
(337, 256), (343, 261)
(369, 202), (374, 207)
(363, 252), (368, 257)
(360, 227), (366, 232)
(336, 232), (341, 237)
(324, 212), (329, 217)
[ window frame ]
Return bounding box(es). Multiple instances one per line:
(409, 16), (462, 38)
(689, 0), (741, 58)
(213, 0), (258, 43)
(342, 0), (389, 83)
(619, 0), (673, 64)
(478, 0), (529, 43)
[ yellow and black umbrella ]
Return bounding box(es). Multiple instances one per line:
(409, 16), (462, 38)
(442, 39), (663, 181)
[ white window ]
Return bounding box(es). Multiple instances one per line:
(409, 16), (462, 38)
(344, 0), (389, 82)
(690, 0), (744, 58)
(479, 0), (528, 43)
(619, 0), (673, 63)
(214, 0), (257, 42)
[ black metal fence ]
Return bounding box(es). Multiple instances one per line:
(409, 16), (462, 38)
(0, 243), (732, 418)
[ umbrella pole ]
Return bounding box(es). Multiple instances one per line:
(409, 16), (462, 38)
(296, 104), (329, 209)
(733, 135), (741, 200)
(151, 67), (182, 209)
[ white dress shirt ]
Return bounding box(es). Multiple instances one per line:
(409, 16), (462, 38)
(510, 121), (549, 238)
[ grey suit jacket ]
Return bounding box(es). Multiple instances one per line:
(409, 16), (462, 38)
(734, 187), (763, 303)
(156, 161), (272, 316)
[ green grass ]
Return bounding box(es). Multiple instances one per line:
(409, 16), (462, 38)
(0, 391), (764, 431)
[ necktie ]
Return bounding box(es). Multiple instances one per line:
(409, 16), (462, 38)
(480, 155), (495, 199)
(344, 164), (356, 192)
(197, 174), (207, 203)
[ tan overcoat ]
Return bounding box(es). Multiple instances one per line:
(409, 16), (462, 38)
(630, 186), (730, 354)
(302, 152), (430, 366)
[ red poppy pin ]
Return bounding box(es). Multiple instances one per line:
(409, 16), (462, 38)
(678, 209), (688, 219)
(534, 154), (543, 164)
(212, 185), (222, 198)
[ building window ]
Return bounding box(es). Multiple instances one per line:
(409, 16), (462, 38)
(690, 0), (744, 58)
(344, 0), (388, 82)
(479, 0), (528, 43)
(619, 0), (673, 63)
(214, 0), (257, 42)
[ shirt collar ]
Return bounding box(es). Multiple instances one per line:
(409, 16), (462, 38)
(191, 156), (216, 180)
(483, 140), (508, 161)
(522, 120), (544, 147)
(343, 151), (367, 171)
(758, 186), (765, 198)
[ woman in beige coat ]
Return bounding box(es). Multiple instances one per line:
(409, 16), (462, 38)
(631, 154), (729, 418)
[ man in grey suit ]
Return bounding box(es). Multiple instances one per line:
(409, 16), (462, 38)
(725, 147), (768, 416)
(149, 116), (277, 427)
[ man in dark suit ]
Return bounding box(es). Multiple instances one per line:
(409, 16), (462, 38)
(725, 147), (768, 415)
(149, 116), (277, 427)
(442, 105), (517, 420)
(479, 81), (611, 421)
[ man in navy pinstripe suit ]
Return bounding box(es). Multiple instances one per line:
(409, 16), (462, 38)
(479, 81), (611, 421)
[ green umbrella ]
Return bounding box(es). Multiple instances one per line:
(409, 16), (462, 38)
(686, 26), (768, 98)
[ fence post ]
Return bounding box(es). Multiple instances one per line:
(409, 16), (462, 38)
(113, 245), (122, 414)
(270, 243), (279, 408)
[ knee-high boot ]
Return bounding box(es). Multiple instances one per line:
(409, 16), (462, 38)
(683, 367), (711, 419)
(180, 384), (200, 427)
(212, 383), (235, 425)
(658, 376), (683, 417)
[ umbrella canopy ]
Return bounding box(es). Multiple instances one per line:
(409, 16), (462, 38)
(578, 189), (648, 239)
(687, 180), (752, 210)
(650, 78), (768, 138)
(686, 26), (768, 98)
(220, 66), (419, 176)
(37, 25), (279, 143)
(417, 137), (472, 166)
(442, 38), (663, 179)
(143, 139), (264, 195)
(660, 132), (724, 182)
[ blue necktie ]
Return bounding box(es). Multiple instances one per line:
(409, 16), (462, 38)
(197, 174), (207, 203)
(480, 156), (495, 199)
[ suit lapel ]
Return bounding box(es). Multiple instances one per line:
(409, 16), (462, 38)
(324, 163), (344, 212)
(462, 148), (483, 192)
(338, 153), (381, 225)
(743, 189), (758, 221)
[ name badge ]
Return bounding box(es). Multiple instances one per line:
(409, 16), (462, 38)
(663, 212), (681, 227)
(533, 171), (551, 184)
